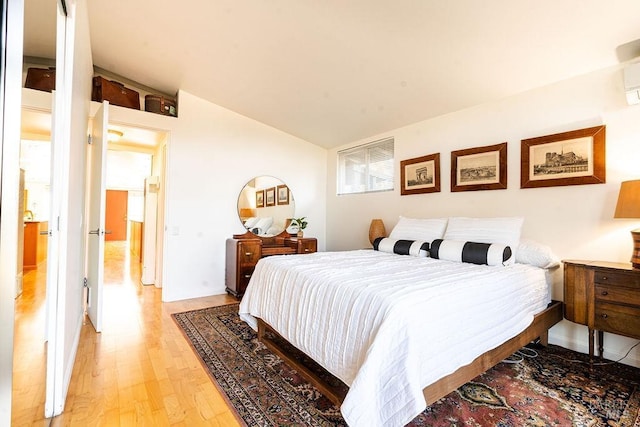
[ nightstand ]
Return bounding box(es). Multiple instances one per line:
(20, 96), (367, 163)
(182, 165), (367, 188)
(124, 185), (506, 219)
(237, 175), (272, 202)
(563, 260), (640, 362)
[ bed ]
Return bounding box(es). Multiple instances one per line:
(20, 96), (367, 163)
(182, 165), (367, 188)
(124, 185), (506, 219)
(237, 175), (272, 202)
(238, 217), (563, 426)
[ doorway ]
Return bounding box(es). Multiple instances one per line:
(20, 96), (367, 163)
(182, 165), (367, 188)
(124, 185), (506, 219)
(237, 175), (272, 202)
(12, 116), (168, 420)
(103, 120), (168, 290)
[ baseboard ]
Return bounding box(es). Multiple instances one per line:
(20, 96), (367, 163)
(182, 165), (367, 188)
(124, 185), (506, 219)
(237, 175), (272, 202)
(549, 327), (640, 368)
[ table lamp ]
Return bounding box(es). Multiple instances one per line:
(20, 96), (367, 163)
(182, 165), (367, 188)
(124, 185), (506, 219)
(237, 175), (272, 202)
(239, 208), (256, 220)
(369, 219), (386, 246)
(614, 180), (640, 268)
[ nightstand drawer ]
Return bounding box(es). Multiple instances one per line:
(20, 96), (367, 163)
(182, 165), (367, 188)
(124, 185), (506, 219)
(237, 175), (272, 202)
(595, 284), (640, 306)
(594, 302), (640, 339)
(594, 270), (640, 288)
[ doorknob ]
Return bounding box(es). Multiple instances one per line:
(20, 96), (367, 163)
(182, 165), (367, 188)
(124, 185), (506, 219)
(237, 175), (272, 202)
(89, 228), (113, 235)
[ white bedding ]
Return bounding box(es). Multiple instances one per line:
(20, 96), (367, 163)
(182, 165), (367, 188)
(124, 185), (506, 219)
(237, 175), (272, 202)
(238, 249), (551, 426)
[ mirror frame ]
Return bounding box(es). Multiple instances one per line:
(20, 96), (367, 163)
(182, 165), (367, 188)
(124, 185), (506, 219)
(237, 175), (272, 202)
(235, 176), (295, 240)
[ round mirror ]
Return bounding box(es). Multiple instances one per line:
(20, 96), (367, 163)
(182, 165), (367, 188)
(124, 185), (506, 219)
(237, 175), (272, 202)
(237, 176), (295, 237)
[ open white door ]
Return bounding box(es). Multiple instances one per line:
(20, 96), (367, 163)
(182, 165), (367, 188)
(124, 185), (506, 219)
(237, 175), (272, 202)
(44, 0), (95, 417)
(86, 102), (108, 332)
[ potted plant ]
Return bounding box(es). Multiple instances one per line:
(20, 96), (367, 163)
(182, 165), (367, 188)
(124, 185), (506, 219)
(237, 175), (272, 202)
(290, 217), (308, 237)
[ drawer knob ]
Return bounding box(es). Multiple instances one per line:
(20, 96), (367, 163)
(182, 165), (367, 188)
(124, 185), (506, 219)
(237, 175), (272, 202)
(601, 313), (608, 319)
(244, 252), (252, 256)
(601, 291), (608, 296)
(304, 248), (310, 252)
(244, 274), (251, 279)
(601, 276), (608, 281)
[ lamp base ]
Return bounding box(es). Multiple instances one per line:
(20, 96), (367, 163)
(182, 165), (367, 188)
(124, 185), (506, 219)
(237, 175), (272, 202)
(368, 219), (386, 246)
(631, 229), (640, 269)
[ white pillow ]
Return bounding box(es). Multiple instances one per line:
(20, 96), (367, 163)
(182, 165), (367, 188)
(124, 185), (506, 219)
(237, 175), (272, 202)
(516, 238), (560, 269)
(443, 217), (524, 261)
(265, 226), (281, 236)
(389, 216), (448, 242)
(251, 217), (273, 234)
(244, 217), (260, 228)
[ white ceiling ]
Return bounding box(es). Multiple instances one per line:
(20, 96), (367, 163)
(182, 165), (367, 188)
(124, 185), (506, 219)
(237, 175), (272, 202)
(23, 0), (640, 149)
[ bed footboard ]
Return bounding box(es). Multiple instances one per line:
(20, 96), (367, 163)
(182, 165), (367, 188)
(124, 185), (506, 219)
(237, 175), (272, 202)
(257, 300), (563, 407)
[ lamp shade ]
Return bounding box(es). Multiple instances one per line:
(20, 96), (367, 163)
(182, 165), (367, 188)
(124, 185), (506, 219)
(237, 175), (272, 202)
(614, 180), (640, 269)
(239, 208), (256, 219)
(614, 180), (640, 218)
(368, 219), (386, 246)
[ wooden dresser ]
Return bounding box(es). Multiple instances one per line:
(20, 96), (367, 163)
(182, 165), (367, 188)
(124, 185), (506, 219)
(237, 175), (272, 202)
(563, 260), (640, 361)
(225, 232), (317, 298)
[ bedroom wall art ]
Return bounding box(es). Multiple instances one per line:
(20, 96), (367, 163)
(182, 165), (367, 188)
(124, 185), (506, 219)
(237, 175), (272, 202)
(265, 187), (276, 207)
(400, 153), (441, 195)
(276, 184), (289, 205)
(520, 125), (606, 189)
(256, 190), (265, 208)
(451, 142), (507, 192)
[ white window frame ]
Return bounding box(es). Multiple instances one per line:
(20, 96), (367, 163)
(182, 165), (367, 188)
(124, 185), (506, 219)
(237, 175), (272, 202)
(337, 137), (394, 195)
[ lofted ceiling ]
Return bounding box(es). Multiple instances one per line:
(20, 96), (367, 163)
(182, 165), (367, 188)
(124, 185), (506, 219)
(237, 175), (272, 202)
(23, 0), (640, 149)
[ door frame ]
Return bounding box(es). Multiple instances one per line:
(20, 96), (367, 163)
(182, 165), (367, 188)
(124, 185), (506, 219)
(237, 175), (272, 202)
(0, 0), (25, 422)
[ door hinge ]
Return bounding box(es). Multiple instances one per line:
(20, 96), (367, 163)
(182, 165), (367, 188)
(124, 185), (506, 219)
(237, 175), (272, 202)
(83, 277), (88, 288)
(87, 134), (92, 145)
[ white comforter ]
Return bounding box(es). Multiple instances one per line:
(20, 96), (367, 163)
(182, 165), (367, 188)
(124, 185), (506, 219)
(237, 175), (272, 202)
(238, 250), (550, 426)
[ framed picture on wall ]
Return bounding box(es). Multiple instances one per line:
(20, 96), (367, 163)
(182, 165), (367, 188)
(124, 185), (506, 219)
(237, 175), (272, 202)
(265, 187), (276, 207)
(400, 153), (441, 195)
(256, 190), (265, 208)
(276, 184), (289, 205)
(451, 142), (507, 192)
(520, 125), (606, 189)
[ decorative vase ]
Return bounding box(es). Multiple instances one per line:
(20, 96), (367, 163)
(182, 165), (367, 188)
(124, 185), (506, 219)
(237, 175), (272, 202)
(297, 230), (304, 238)
(368, 219), (386, 245)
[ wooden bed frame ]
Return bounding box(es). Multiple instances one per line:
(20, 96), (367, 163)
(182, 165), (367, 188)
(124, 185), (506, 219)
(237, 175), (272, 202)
(257, 300), (563, 406)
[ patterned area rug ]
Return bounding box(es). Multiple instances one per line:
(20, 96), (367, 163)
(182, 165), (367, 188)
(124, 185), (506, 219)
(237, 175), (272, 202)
(172, 303), (640, 426)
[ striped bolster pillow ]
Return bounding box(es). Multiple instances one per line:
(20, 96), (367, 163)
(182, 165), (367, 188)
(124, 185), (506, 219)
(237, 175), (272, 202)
(430, 239), (512, 266)
(373, 237), (429, 257)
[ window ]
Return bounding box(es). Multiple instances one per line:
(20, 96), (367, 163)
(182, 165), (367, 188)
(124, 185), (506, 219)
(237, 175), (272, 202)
(337, 137), (394, 195)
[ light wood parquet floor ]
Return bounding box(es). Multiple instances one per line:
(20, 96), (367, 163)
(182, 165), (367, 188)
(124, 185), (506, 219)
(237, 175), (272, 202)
(12, 241), (241, 426)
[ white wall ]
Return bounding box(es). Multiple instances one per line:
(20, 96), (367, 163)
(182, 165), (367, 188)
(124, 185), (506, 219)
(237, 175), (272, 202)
(161, 90), (327, 301)
(326, 63), (640, 366)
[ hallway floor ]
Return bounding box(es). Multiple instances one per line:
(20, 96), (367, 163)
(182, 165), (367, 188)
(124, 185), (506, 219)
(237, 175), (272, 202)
(12, 241), (240, 426)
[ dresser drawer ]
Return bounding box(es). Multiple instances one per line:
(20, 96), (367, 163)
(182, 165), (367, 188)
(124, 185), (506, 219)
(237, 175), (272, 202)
(595, 284), (640, 306)
(238, 242), (261, 266)
(238, 266), (256, 290)
(298, 239), (317, 254)
(594, 302), (640, 339)
(594, 270), (640, 288)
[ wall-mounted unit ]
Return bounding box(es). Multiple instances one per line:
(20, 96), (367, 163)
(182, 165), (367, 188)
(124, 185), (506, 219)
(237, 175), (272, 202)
(624, 62), (640, 105)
